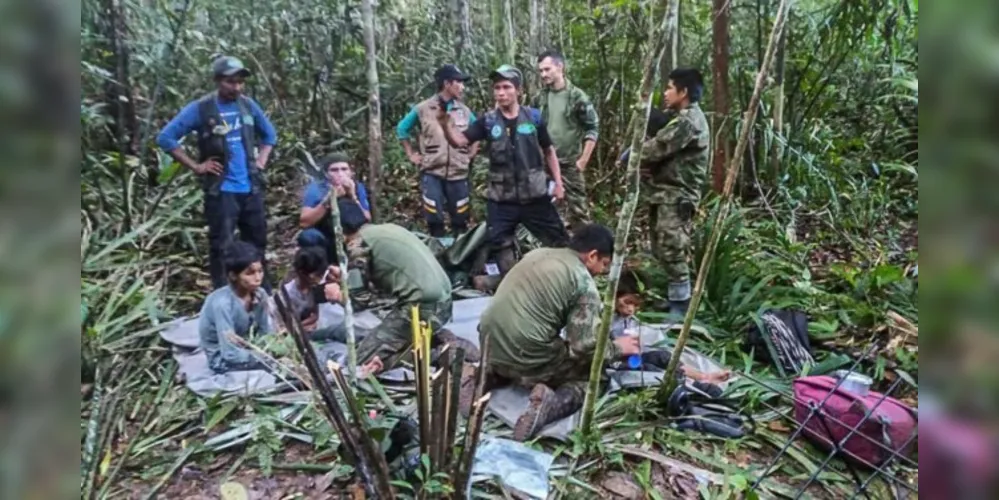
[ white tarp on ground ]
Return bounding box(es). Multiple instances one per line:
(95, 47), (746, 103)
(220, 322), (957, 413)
(159, 296), (729, 441)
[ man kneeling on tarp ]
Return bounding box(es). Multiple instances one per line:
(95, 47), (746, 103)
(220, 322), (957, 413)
(322, 200), (480, 375)
(466, 223), (642, 441)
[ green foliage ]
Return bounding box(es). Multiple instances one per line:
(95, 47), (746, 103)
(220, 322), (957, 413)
(80, 0), (918, 494)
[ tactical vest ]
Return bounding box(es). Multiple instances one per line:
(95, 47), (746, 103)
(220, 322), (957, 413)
(482, 108), (548, 203)
(415, 96), (473, 180)
(195, 92), (263, 195)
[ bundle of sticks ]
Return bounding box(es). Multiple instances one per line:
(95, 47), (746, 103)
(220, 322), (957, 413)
(274, 286), (394, 498)
(410, 305), (492, 499)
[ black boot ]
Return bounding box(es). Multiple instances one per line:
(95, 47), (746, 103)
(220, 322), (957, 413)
(513, 384), (584, 441)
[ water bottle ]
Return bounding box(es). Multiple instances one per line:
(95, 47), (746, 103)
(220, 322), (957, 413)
(623, 325), (642, 370)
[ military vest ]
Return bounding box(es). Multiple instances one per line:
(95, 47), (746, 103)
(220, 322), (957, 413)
(414, 96), (473, 180)
(482, 107), (548, 203)
(195, 92), (263, 195)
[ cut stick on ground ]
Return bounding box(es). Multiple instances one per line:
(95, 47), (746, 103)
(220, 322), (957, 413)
(443, 347), (466, 468)
(431, 346), (453, 470)
(659, 0), (792, 400)
(274, 288), (393, 499)
(430, 367), (448, 472)
(579, 0), (680, 436)
(411, 306), (432, 460)
(454, 393), (492, 499)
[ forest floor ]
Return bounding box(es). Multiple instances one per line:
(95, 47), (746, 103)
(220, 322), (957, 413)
(94, 176), (919, 500)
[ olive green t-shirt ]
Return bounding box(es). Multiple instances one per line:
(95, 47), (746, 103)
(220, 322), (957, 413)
(544, 89), (581, 163)
(479, 247), (618, 370)
(351, 223), (451, 304)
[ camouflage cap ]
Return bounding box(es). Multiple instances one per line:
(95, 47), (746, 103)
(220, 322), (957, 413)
(489, 65), (523, 88)
(211, 56), (251, 78)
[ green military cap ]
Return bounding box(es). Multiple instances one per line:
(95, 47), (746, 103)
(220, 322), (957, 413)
(490, 65), (523, 88)
(320, 152), (351, 167)
(211, 55), (251, 78)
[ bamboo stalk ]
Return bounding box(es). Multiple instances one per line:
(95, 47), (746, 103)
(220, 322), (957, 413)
(411, 306), (432, 461)
(579, 0), (680, 436)
(275, 288), (394, 498)
(443, 347), (466, 468)
(429, 367), (448, 472)
(454, 393), (492, 499)
(660, 0), (792, 399)
(298, 146), (358, 380)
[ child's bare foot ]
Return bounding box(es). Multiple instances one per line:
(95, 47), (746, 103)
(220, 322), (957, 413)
(703, 370), (731, 384)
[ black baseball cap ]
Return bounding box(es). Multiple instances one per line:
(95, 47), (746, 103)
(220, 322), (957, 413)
(434, 64), (471, 84)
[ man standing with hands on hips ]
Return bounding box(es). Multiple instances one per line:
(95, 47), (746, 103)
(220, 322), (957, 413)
(437, 65), (570, 281)
(533, 50), (600, 232)
(396, 64), (479, 238)
(157, 55), (278, 290)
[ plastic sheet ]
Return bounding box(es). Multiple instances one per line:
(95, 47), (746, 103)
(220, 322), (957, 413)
(470, 437), (554, 499)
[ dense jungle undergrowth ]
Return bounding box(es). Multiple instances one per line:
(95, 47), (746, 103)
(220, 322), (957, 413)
(81, 0), (917, 497)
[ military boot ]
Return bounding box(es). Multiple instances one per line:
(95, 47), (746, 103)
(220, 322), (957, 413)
(513, 384), (584, 441)
(432, 328), (481, 363)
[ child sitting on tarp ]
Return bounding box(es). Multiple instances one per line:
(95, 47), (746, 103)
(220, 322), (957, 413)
(282, 246), (363, 343)
(199, 241), (278, 373)
(610, 268), (731, 386)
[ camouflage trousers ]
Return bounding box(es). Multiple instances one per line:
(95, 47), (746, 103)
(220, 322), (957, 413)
(484, 348), (590, 403)
(649, 188), (697, 301)
(557, 162), (591, 231)
(356, 297), (453, 371)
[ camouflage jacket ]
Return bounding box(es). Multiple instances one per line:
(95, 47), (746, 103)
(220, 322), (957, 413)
(531, 80), (599, 163)
(640, 103), (710, 203)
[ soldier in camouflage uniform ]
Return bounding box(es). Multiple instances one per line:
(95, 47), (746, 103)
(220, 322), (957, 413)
(637, 68), (711, 316)
(324, 201), (479, 374)
(533, 50), (600, 232)
(438, 65), (570, 282)
(460, 224), (640, 441)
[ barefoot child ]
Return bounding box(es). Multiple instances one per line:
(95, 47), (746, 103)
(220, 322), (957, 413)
(611, 269), (731, 386)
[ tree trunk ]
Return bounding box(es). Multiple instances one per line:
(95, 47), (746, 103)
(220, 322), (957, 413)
(456, 0), (471, 61)
(504, 0), (516, 64)
(711, 0), (731, 193)
(660, 0), (680, 89)
(579, 0), (680, 437)
(529, 0), (539, 91)
(361, 0), (382, 221)
(770, 9), (789, 181)
(659, 0), (791, 399)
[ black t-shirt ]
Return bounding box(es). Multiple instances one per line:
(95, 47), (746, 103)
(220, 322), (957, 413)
(462, 111), (553, 149)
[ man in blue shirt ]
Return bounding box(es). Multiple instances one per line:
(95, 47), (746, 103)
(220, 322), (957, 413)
(298, 152), (371, 264)
(396, 64), (479, 237)
(157, 55), (278, 290)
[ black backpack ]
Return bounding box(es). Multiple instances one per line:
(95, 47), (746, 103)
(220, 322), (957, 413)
(745, 309), (814, 377)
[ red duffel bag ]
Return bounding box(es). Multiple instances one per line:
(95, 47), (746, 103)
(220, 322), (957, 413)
(793, 375), (917, 467)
